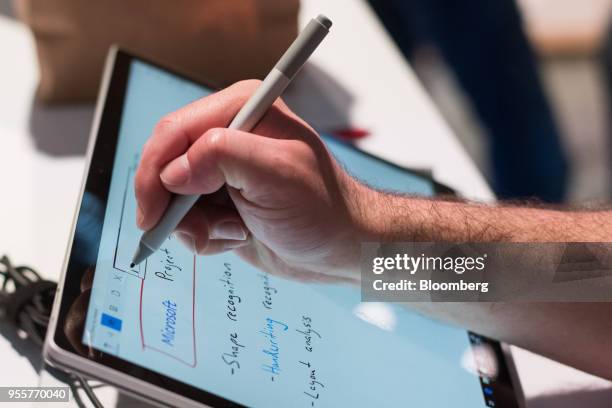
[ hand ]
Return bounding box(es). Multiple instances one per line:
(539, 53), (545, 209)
(135, 80), (370, 283)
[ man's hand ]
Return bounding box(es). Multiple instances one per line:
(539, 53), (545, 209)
(133, 80), (612, 382)
(135, 80), (368, 283)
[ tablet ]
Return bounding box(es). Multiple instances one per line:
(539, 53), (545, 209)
(45, 48), (523, 408)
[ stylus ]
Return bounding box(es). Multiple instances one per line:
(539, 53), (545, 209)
(131, 14), (333, 267)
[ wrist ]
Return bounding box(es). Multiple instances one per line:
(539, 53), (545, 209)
(347, 182), (451, 242)
(345, 180), (411, 243)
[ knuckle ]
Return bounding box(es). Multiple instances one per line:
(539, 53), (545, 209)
(188, 128), (230, 168)
(153, 114), (179, 136)
(202, 128), (229, 154)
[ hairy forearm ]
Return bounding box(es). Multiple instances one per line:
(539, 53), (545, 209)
(359, 188), (612, 242)
(354, 186), (612, 379)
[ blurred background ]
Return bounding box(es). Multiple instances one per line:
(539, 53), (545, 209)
(368, 0), (612, 204)
(2, 0), (611, 204)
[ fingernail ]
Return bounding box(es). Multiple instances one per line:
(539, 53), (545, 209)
(161, 154), (191, 186)
(210, 221), (248, 241)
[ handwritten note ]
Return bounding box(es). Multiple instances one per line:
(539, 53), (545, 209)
(219, 263), (241, 322)
(296, 315), (321, 353)
(154, 247), (182, 282)
(221, 332), (245, 375)
(259, 273), (277, 310)
(299, 360), (325, 407)
(260, 318), (289, 381)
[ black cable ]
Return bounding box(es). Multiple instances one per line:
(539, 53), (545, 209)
(75, 374), (104, 408)
(0, 255), (105, 407)
(0, 255), (55, 347)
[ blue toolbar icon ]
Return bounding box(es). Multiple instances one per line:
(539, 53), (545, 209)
(101, 313), (123, 332)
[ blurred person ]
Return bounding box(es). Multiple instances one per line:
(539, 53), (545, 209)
(367, 0), (569, 202)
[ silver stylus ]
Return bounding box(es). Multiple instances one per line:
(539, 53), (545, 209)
(131, 14), (332, 267)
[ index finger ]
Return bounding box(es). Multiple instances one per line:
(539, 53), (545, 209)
(135, 80), (261, 230)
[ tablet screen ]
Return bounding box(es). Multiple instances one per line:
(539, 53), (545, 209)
(63, 54), (516, 407)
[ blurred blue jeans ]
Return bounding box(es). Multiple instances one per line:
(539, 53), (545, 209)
(368, 0), (569, 202)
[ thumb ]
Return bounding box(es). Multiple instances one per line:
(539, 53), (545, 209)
(159, 128), (291, 198)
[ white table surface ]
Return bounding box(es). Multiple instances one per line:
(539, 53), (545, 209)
(1, 0), (611, 406)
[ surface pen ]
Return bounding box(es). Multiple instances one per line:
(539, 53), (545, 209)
(131, 14), (332, 267)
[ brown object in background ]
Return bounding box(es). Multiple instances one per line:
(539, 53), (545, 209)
(15, 0), (299, 103)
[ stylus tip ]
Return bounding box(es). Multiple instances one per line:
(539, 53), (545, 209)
(131, 241), (153, 268)
(316, 14), (333, 30)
